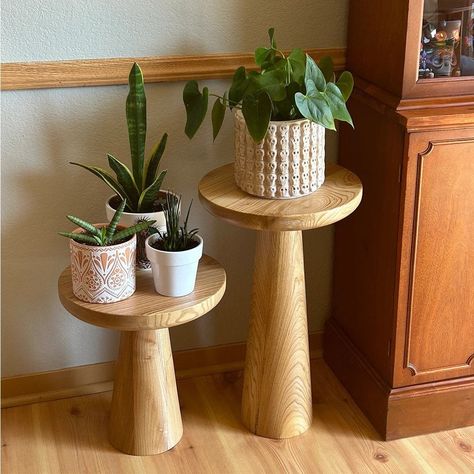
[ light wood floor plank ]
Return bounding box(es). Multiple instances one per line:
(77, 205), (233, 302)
(2, 359), (473, 474)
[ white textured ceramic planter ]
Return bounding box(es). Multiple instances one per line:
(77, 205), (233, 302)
(145, 234), (203, 297)
(234, 110), (326, 199)
(106, 192), (172, 270)
(69, 227), (136, 304)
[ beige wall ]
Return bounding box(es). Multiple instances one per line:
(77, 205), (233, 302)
(1, 0), (348, 377)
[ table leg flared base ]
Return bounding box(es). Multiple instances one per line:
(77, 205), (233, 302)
(242, 231), (312, 438)
(109, 329), (183, 455)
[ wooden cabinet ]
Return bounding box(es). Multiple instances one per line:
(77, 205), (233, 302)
(324, 0), (474, 440)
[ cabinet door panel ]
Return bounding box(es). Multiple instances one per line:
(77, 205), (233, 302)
(395, 129), (474, 386)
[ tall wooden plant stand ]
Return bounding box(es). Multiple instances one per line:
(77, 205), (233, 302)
(58, 255), (226, 455)
(199, 163), (362, 438)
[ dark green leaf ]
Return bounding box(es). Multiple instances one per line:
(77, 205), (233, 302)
(255, 47), (271, 66)
(252, 69), (286, 101)
(107, 154), (139, 207)
(183, 81), (209, 139)
(126, 63), (147, 190)
(325, 83), (354, 127)
(242, 91), (272, 142)
(144, 133), (167, 187)
(137, 170), (167, 212)
(305, 55), (326, 92)
(229, 67), (248, 106)
(295, 91), (335, 130)
(268, 27), (276, 48)
(106, 199), (126, 241)
(318, 56), (335, 83)
(336, 71), (354, 102)
(211, 94), (226, 141)
(111, 220), (154, 243)
(288, 48), (306, 84)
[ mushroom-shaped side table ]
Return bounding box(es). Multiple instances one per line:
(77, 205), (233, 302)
(58, 255), (226, 455)
(199, 163), (362, 439)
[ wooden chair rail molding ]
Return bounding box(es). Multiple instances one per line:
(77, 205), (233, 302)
(1, 332), (323, 408)
(1, 48), (346, 91)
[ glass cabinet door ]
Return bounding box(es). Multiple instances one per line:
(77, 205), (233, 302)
(419, 0), (474, 79)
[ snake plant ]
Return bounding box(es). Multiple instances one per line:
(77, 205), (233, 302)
(59, 199), (155, 246)
(70, 63), (168, 213)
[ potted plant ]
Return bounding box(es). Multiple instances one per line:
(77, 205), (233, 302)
(59, 200), (154, 304)
(183, 28), (354, 199)
(145, 193), (202, 297)
(70, 62), (170, 269)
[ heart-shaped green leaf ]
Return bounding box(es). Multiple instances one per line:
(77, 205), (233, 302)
(242, 91), (272, 142)
(305, 55), (326, 92)
(252, 69), (287, 101)
(319, 56), (335, 83)
(211, 94), (226, 141)
(325, 82), (354, 127)
(229, 67), (248, 107)
(336, 71), (354, 102)
(288, 48), (306, 84)
(295, 91), (335, 130)
(183, 81), (209, 139)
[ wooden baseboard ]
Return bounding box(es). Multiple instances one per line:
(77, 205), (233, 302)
(1, 48), (346, 91)
(324, 319), (474, 440)
(1, 332), (323, 408)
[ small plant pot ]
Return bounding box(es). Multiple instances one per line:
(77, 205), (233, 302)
(234, 109), (326, 199)
(69, 226), (136, 304)
(106, 191), (174, 271)
(145, 234), (203, 297)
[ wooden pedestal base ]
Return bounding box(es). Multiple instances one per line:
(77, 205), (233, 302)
(242, 231), (312, 438)
(109, 330), (183, 455)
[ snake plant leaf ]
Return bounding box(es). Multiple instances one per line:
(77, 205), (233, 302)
(107, 154), (140, 208)
(126, 63), (147, 190)
(111, 220), (154, 244)
(318, 56), (335, 83)
(58, 232), (99, 246)
(336, 71), (354, 102)
(144, 133), (168, 188)
(242, 91), (272, 142)
(106, 199), (126, 241)
(228, 67), (248, 107)
(69, 162), (130, 204)
(295, 91), (336, 130)
(288, 48), (306, 84)
(183, 81), (209, 139)
(305, 55), (326, 93)
(211, 94), (226, 141)
(66, 215), (101, 236)
(137, 170), (167, 212)
(325, 82), (354, 127)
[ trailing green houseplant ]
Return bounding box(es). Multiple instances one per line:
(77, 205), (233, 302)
(183, 28), (354, 142)
(61, 200), (155, 304)
(145, 193), (203, 297)
(70, 63), (168, 214)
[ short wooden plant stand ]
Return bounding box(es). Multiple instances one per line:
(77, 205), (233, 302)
(199, 163), (362, 439)
(58, 255), (226, 455)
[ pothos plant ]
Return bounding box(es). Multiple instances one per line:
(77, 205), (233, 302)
(183, 28), (354, 142)
(70, 63), (168, 213)
(59, 199), (154, 246)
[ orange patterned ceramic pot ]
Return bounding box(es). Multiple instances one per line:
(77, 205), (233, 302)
(69, 226), (136, 304)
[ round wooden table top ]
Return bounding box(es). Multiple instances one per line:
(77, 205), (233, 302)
(58, 255), (226, 331)
(198, 163), (363, 231)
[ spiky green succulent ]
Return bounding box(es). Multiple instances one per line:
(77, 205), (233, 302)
(59, 199), (154, 246)
(70, 63), (167, 213)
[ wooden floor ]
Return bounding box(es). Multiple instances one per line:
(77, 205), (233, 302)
(2, 359), (473, 473)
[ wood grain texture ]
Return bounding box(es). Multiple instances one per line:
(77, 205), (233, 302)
(198, 163), (363, 232)
(58, 255), (226, 331)
(1, 48), (346, 91)
(109, 329), (183, 455)
(3, 359), (474, 473)
(1, 333), (323, 409)
(242, 231), (312, 438)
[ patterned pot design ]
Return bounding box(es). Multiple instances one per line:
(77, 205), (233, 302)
(69, 228), (136, 303)
(234, 110), (325, 199)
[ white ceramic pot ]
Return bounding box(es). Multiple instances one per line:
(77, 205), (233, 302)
(105, 192), (171, 270)
(69, 227), (136, 304)
(145, 234), (203, 297)
(234, 109), (325, 199)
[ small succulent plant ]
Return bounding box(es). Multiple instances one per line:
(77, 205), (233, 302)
(59, 199), (154, 246)
(70, 63), (168, 213)
(151, 193), (199, 252)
